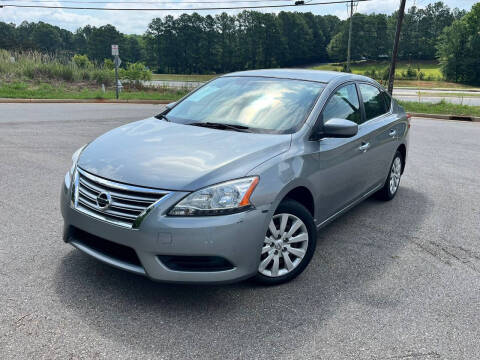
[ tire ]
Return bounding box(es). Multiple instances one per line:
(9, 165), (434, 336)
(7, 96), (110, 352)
(376, 150), (403, 201)
(254, 199), (317, 285)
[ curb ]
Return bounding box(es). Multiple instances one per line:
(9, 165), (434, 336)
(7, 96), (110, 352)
(0, 98), (171, 104)
(410, 112), (480, 122)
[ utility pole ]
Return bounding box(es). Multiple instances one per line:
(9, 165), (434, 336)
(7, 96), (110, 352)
(346, 0), (354, 72)
(111, 44), (121, 99)
(388, 0), (407, 95)
(114, 62), (119, 99)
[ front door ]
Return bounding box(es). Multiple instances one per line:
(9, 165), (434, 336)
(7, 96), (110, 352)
(310, 83), (372, 223)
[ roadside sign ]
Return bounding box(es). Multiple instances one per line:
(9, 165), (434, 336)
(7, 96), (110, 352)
(111, 44), (119, 56)
(114, 56), (122, 67)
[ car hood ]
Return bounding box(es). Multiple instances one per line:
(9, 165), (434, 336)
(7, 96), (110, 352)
(78, 118), (291, 191)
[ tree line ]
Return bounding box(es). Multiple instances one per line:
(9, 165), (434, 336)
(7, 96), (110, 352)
(0, 1), (478, 83)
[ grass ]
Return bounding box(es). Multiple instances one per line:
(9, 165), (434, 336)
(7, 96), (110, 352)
(0, 81), (189, 101)
(399, 100), (480, 117)
(311, 61), (479, 90)
(151, 73), (218, 82)
(311, 60), (443, 79)
(0, 50), (115, 86)
(391, 80), (478, 90)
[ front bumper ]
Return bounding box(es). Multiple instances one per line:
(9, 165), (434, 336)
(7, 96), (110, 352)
(60, 180), (271, 283)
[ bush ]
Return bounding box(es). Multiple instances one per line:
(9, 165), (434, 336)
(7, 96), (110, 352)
(119, 62), (152, 83)
(103, 59), (114, 70)
(341, 63), (351, 73)
(73, 54), (92, 69)
(363, 69), (377, 79)
(92, 68), (114, 86)
(381, 68), (390, 81)
(406, 65), (417, 79)
(78, 69), (91, 81)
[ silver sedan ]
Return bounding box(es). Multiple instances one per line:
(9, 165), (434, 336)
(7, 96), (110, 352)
(60, 69), (409, 285)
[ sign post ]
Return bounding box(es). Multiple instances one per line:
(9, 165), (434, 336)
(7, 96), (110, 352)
(111, 45), (120, 99)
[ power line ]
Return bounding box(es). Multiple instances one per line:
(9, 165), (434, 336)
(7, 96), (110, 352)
(0, 0), (301, 3)
(0, 0), (371, 11)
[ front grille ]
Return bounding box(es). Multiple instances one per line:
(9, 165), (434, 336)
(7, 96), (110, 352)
(73, 168), (169, 228)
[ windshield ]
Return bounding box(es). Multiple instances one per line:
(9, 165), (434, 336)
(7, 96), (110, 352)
(166, 76), (325, 133)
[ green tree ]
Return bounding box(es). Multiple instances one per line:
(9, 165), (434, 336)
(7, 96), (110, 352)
(31, 23), (62, 53)
(85, 25), (124, 63)
(123, 35), (144, 64)
(0, 22), (16, 50)
(278, 12), (313, 66)
(437, 3), (480, 84)
(0, 5), (469, 78)
(216, 13), (238, 73)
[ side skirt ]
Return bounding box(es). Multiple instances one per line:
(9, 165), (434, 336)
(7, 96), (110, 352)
(316, 183), (383, 230)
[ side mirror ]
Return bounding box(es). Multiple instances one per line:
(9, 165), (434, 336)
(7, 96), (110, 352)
(321, 118), (358, 138)
(166, 101), (176, 110)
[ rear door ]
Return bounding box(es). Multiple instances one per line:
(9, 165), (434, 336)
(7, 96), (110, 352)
(356, 83), (400, 190)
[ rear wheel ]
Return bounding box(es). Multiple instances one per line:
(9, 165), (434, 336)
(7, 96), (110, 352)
(376, 150), (403, 201)
(255, 199), (316, 285)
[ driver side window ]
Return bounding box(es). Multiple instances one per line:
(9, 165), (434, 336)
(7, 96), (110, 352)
(322, 84), (361, 124)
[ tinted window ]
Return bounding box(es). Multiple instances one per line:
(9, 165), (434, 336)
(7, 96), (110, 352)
(167, 77), (325, 133)
(322, 84), (361, 124)
(359, 84), (388, 121)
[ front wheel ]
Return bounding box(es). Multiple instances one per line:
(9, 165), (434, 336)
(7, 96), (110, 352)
(255, 199), (317, 285)
(376, 150), (403, 201)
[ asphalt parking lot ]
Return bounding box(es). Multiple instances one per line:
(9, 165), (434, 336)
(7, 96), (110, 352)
(1, 103), (479, 359)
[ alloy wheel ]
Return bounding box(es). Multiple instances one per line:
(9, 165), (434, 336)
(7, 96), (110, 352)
(389, 156), (402, 195)
(259, 213), (309, 277)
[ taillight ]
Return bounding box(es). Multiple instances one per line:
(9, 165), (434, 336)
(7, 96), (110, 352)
(406, 113), (412, 128)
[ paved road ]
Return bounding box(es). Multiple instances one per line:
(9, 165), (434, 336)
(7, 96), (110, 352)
(1, 104), (479, 359)
(393, 89), (480, 106)
(143, 80), (204, 89)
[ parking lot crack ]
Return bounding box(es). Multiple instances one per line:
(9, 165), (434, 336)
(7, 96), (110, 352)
(408, 237), (452, 266)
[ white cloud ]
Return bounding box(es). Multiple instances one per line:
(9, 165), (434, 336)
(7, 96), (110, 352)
(0, 0), (477, 34)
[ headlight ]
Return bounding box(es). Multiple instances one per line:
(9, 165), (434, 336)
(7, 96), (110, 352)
(69, 145), (86, 176)
(168, 177), (259, 216)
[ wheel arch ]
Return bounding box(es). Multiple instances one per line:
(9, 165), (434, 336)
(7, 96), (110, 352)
(280, 186), (315, 219)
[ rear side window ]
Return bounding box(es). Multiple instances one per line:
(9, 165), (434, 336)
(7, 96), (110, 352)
(322, 84), (361, 124)
(359, 84), (389, 121)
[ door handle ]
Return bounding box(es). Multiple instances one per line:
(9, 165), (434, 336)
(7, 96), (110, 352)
(389, 129), (397, 137)
(358, 142), (370, 152)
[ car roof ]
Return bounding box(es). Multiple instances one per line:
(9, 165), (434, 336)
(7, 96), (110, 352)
(222, 69), (367, 84)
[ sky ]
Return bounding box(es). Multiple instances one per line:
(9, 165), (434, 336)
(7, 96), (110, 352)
(0, 0), (477, 34)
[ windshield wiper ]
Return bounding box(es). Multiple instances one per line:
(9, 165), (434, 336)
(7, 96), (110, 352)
(189, 122), (252, 133)
(156, 113), (170, 122)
